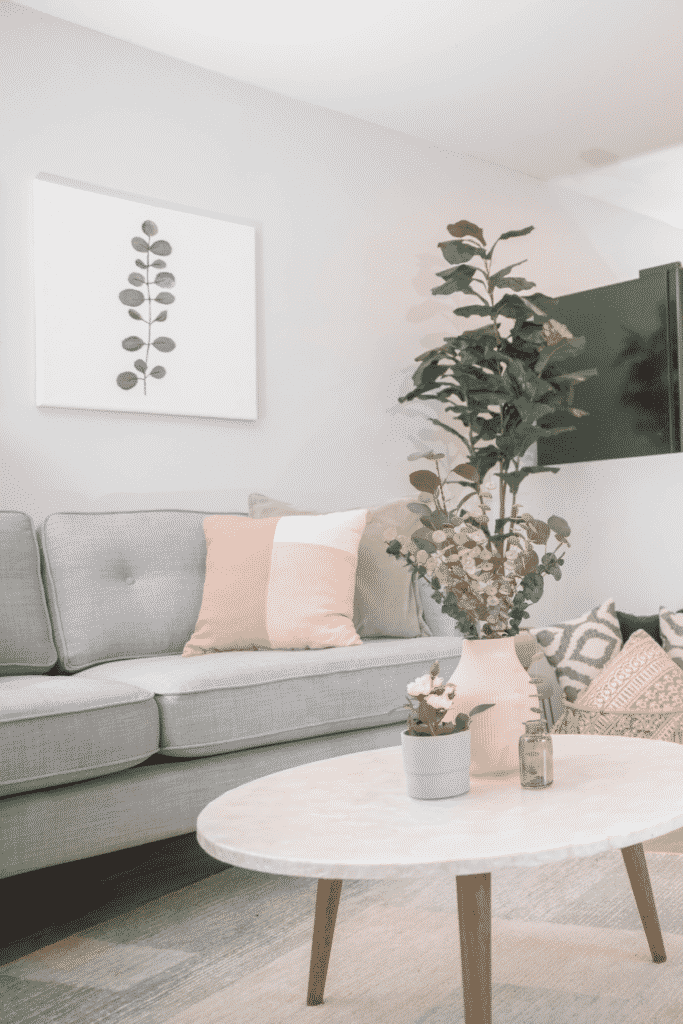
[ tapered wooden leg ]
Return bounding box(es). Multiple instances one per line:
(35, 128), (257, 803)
(456, 872), (492, 1024)
(621, 843), (666, 963)
(307, 879), (343, 1005)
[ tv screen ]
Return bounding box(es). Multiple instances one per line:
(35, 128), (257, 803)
(536, 263), (683, 466)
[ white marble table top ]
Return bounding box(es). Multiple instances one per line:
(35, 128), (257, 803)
(196, 735), (683, 879)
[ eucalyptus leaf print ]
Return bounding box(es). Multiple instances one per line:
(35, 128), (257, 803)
(117, 219), (176, 394)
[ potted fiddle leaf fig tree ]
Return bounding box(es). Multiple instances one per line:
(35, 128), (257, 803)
(384, 219), (597, 776)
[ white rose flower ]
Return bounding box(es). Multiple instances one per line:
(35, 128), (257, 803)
(425, 692), (452, 710)
(416, 550), (428, 564)
(431, 529), (446, 544)
(406, 674), (433, 697)
(486, 596), (500, 606)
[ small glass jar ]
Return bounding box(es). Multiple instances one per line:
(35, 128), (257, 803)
(519, 719), (553, 788)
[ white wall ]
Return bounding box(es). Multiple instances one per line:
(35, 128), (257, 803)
(2, 1), (683, 627)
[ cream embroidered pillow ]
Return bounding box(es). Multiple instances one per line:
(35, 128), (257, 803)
(527, 598), (622, 694)
(575, 629), (683, 711)
(183, 510), (367, 655)
(550, 629), (683, 740)
(248, 493), (429, 639)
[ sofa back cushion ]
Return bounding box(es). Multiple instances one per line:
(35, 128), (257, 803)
(39, 510), (246, 673)
(0, 511), (57, 675)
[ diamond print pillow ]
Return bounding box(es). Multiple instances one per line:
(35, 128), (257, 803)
(527, 598), (622, 694)
(659, 608), (683, 671)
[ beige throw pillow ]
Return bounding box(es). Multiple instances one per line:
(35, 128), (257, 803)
(248, 493), (429, 639)
(183, 509), (367, 656)
(551, 629), (683, 740)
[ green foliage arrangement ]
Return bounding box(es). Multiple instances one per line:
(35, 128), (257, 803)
(117, 220), (176, 394)
(385, 219), (597, 639)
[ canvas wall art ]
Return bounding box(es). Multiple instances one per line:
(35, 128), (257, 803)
(33, 177), (257, 419)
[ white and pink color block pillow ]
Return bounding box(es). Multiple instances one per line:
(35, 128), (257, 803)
(183, 509), (368, 655)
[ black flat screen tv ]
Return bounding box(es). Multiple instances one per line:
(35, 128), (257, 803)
(536, 262), (683, 466)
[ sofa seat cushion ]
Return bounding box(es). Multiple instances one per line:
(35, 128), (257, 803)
(0, 512), (57, 675)
(0, 676), (159, 797)
(76, 636), (464, 758)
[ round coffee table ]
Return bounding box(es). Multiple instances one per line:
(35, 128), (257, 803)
(197, 734), (683, 1024)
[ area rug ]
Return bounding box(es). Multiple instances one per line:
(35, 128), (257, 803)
(2, 849), (683, 1024)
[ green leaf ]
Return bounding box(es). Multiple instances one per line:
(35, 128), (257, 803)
(437, 239), (486, 264)
(468, 703), (495, 717)
(131, 237), (150, 252)
(488, 261), (527, 287)
(547, 368), (598, 384)
(128, 273), (145, 286)
(154, 272), (175, 288)
(128, 309), (143, 320)
(495, 276), (536, 292)
(547, 515), (570, 537)
(134, 359), (147, 372)
(409, 469), (440, 493)
(447, 220), (486, 246)
(410, 528), (436, 554)
(152, 337), (175, 352)
(119, 288), (145, 307)
(135, 259), (147, 269)
(453, 463), (479, 483)
(452, 303), (492, 317)
(154, 311), (168, 322)
(116, 371), (138, 390)
(149, 365), (166, 378)
(121, 336), (144, 351)
(150, 240), (172, 256)
(535, 336), (587, 375)
(498, 226), (534, 241)
(151, 259), (166, 268)
(154, 291), (175, 304)
(495, 465), (560, 493)
(519, 571), (544, 603)
(407, 503), (433, 515)
(141, 220), (158, 236)
(514, 396), (555, 423)
(492, 293), (532, 321)
(413, 361), (445, 388)
(432, 264), (478, 296)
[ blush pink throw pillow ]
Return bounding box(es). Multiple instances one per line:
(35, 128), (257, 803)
(183, 510), (368, 655)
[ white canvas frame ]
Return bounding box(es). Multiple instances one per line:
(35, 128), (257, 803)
(33, 177), (257, 420)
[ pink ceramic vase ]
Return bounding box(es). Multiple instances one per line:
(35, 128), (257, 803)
(443, 636), (537, 776)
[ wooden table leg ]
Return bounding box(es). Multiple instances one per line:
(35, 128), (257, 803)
(456, 872), (492, 1024)
(307, 879), (343, 1005)
(621, 842), (666, 963)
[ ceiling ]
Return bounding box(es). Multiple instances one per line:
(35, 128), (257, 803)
(16, 0), (683, 229)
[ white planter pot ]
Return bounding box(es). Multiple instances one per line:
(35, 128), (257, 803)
(401, 727), (471, 799)
(444, 636), (537, 776)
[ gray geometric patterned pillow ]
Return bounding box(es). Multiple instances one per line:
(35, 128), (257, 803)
(527, 598), (622, 694)
(659, 607), (683, 671)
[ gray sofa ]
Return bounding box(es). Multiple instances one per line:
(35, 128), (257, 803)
(0, 508), (562, 881)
